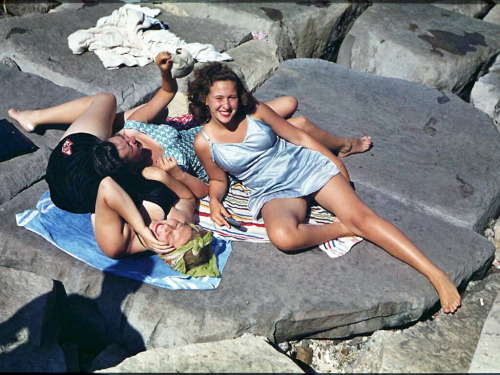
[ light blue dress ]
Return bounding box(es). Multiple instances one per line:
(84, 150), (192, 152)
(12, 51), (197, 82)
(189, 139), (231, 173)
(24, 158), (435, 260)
(201, 116), (340, 219)
(124, 120), (208, 182)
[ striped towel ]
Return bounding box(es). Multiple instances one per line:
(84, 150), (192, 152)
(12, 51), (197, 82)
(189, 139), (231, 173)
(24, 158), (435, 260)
(194, 183), (362, 258)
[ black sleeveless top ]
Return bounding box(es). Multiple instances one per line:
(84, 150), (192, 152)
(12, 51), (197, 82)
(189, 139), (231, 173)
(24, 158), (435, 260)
(118, 176), (178, 214)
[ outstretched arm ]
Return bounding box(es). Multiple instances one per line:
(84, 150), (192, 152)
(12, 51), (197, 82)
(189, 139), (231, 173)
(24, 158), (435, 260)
(149, 156), (208, 198)
(127, 52), (178, 123)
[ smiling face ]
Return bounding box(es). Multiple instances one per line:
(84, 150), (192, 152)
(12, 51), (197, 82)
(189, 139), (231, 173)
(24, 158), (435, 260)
(205, 80), (239, 125)
(108, 133), (144, 163)
(149, 218), (193, 248)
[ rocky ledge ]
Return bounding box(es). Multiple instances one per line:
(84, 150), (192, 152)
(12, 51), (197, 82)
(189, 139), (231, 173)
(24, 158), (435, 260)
(0, 2), (499, 372)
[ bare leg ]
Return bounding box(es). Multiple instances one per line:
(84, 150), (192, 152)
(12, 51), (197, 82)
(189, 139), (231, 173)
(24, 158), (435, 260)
(313, 174), (461, 313)
(288, 116), (372, 157)
(261, 197), (354, 252)
(8, 93), (117, 141)
(265, 96), (298, 119)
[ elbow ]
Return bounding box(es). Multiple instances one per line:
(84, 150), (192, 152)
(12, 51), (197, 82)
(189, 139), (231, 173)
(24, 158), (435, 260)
(101, 246), (127, 260)
(195, 184), (209, 199)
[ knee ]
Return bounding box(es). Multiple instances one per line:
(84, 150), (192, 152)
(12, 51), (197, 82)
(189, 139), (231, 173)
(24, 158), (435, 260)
(292, 116), (310, 131)
(96, 92), (117, 108)
(346, 207), (378, 233)
(284, 96), (298, 114)
(268, 226), (300, 252)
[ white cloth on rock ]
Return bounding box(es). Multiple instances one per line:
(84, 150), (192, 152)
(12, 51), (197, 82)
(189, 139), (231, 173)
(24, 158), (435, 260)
(68, 4), (232, 70)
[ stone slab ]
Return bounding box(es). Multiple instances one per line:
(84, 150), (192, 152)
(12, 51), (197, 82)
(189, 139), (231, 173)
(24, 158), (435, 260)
(0, 3), (250, 110)
(95, 335), (303, 373)
(351, 273), (500, 373)
(484, 4), (500, 25)
(255, 59), (500, 232)
(337, 3), (500, 96)
(471, 54), (500, 130)
(432, 2), (493, 18)
(0, 176), (493, 351)
(0, 266), (66, 372)
(0, 58), (495, 354)
(469, 290), (500, 373)
(158, 1), (367, 60)
(0, 64), (84, 204)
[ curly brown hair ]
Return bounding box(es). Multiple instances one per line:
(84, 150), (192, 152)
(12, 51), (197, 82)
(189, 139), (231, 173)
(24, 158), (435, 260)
(187, 62), (257, 124)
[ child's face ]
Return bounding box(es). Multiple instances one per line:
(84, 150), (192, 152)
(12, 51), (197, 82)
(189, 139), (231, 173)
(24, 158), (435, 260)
(149, 218), (192, 248)
(205, 80), (239, 125)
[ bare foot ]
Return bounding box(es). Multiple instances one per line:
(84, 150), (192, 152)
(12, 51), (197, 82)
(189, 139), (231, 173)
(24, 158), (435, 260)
(338, 136), (373, 157)
(8, 108), (37, 133)
(430, 272), (461, 314)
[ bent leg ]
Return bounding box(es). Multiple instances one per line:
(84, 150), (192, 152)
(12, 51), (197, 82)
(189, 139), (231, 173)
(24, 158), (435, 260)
(261, 197), (354, 252)
(314, 174), (461, 313)
(288, 116), (372, 157)
(9, 93), (117, 141)
(265, 96), (298, 119)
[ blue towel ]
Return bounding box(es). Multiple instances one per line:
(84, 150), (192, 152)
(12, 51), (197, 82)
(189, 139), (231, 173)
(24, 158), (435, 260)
(15, 191), (232, 290)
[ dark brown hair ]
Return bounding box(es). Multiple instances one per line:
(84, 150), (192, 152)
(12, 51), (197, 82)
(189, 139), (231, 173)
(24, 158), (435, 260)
(187, 62), (257, 124)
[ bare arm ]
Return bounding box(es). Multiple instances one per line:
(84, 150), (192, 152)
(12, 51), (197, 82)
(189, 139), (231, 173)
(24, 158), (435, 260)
(142, 160), (196, 223)
(194, 132), (232, 227)
(253, 102), (350, 181)
(150, 156), (208, 198)
(93, 177), (172, 258)
(128, 52), (178, 123)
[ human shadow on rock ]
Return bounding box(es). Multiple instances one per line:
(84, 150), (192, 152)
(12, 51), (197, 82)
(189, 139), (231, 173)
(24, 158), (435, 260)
(59, 258), (154, 371)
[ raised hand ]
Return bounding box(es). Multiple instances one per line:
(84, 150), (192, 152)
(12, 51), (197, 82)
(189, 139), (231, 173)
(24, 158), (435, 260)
(156, 156), (184, 179)
(155, 51), (173, 73)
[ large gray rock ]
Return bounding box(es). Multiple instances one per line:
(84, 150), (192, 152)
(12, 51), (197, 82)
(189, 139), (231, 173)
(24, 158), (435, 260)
(337, 3), (500, 96)
(95, 335), (303, 373)
(471, 54), (500, 130)
(469, 291), (500, 373)
(484, 4), (500, 25)
(432, 2), (494, 18)
(0, 65), (83, 204)
(226, 40), (281, 92)
(256, 59), (500, 232)
(0, 266), (66, 372)
(158, 2), (368, 60)
(0, 3), (250, 110)
(351, 273), (500, 373)
(3, 0), (59, 16)
(0, 59), (495, 357)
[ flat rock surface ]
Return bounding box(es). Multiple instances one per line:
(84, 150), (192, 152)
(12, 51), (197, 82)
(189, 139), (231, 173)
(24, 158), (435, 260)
(0, 3), (250, 110)
(351, 273), (500, 373)
(337, 3), (500, 96)
(469, 288), (500, 373)
(0, 11), (498, 360)
(0, 266), (66, 372)
(95, 335), (303, 373)
(0, 65), (83, 204)
(256, 59), (500, 232)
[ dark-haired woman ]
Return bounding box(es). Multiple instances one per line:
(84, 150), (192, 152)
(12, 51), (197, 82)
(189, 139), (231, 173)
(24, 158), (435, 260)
(190, 62), (461, 314)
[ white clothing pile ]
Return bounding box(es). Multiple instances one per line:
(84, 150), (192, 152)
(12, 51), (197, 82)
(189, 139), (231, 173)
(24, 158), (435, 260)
(67, 4), (232, 70)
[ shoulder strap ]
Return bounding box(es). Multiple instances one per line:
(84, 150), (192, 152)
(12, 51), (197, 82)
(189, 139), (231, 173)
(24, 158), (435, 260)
(200, 129), (212, 144)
